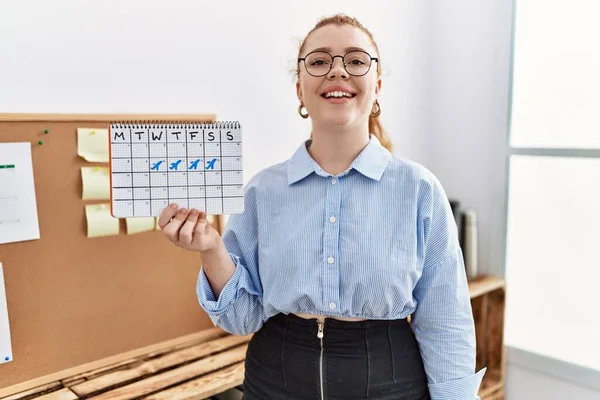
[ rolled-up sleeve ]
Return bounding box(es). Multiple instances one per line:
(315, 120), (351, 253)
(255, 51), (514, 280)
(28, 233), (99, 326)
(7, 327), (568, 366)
(412, 173), (486, 399)
(196, 174), (267, 336)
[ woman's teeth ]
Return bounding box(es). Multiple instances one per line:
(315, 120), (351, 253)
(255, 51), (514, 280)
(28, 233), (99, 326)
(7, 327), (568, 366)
(324, 91), (354, 98)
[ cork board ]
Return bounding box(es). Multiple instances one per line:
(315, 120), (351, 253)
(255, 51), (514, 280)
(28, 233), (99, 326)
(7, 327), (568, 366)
(0, 113), (225, 391)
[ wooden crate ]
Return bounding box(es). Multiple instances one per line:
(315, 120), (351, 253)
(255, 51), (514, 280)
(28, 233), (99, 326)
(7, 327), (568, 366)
(469, 275), (506, 400)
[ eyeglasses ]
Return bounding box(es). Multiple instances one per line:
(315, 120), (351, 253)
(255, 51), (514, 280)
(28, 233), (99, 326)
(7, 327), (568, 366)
(298, 50), (378, 77)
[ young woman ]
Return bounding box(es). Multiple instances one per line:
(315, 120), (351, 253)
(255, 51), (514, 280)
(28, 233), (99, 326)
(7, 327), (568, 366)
(159, 14), (486, 400)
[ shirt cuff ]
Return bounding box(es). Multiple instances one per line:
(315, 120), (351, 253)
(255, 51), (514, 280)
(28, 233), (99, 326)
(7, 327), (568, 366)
(196, 253), (245, 316)
(428, 368), (487, 400)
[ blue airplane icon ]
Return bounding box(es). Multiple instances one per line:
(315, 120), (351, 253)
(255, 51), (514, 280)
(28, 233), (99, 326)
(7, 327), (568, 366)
(169, 160), (182, 170)
(189, 159), (201, 170)
(206, 158), (217, 170)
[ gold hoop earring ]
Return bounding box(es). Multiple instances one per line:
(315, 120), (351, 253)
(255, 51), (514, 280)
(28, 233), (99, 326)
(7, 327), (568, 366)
(370, 100), (381, 118)
(298, 103), (309, 119)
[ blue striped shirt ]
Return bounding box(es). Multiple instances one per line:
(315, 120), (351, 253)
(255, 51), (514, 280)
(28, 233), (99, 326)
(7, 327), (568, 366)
(197, 135), (486, 399)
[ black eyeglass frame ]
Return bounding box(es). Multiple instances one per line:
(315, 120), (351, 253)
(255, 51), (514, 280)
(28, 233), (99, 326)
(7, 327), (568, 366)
(297, 50), (379, 77)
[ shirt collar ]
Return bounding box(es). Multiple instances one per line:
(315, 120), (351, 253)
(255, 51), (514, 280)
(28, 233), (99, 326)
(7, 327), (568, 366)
(287, 134), (392, 185)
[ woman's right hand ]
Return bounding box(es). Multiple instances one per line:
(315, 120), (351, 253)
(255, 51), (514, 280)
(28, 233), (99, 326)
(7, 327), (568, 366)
(158, 204), (222, 253)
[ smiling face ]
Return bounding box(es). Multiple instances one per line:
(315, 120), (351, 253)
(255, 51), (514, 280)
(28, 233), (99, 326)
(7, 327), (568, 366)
(297, 24), (381, 131)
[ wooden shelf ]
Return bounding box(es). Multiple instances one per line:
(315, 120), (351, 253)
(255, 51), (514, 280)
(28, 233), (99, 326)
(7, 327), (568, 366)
(469, 275), (506, 299)
(468, 275), (506, 400)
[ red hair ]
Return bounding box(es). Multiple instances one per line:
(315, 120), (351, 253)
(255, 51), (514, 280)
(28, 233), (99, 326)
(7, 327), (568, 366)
(296, 14), (393, 152)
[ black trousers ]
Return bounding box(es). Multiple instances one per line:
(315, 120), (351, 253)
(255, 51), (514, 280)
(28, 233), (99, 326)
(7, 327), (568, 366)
(243, 313), (431, 400)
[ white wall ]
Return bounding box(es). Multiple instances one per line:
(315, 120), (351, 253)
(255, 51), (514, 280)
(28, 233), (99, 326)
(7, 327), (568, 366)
(427, 0), (513, 278)
(0, 0), (431, 179)
(2, 0), (595, 397)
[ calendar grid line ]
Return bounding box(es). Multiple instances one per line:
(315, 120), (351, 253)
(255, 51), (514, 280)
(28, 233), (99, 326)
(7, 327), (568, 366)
(110, 141), (242, 144)
(202, 129), (207, 212)
(185, 127), (190, 211)
(147, 126), (152, 214)
(219, 129), (224, 213)
(113, 196), (245, 200)
(111, 169), (242, 172)
(166, 129), (170, 208)
(129, 127), (135, 216)
(112, 183), (243, 188)
(112, 155), (241, 159)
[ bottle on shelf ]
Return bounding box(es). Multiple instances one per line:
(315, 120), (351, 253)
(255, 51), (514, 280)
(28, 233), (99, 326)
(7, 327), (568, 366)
(462, 208), (478, 279)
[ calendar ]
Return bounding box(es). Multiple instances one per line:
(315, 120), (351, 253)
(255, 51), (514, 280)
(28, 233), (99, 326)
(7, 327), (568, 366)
(108, 121), (244, 218)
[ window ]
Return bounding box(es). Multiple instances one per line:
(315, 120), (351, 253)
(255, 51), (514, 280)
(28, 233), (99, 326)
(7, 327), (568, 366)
(504, 0), (600, 372)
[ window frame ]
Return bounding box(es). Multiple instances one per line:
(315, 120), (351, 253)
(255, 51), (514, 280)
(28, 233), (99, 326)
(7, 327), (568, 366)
(501, 0), (600, 388)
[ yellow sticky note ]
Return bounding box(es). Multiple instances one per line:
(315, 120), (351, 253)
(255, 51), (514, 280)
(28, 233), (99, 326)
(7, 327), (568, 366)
(77, 128), (109, 162)
(85, 204), (119, 238)
(126, 217), (156, 235)
(81, 166), (110, 200)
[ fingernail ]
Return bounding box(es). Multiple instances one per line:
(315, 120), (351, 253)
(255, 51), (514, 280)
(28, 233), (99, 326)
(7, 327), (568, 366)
(179, 208), (187, 214)
(170, 203), (178, 209)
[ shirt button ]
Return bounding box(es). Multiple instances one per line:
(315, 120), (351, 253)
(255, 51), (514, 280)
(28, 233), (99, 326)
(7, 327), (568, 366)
(331, 177), (337, 185)
(327, 256), (334, 264)
(329, 216), (336, 223)
(329, 302), (336, 310)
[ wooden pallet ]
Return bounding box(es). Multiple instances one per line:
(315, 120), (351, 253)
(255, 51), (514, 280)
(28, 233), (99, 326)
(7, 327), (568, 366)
(1, 328), (251, 400)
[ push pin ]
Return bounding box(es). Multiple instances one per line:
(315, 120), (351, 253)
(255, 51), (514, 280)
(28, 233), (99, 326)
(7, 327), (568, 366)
(91, 130), (96, 135)
(95, 166), (100, 171)
(38, 140), (43, 145)
(44, 129), (49, 134)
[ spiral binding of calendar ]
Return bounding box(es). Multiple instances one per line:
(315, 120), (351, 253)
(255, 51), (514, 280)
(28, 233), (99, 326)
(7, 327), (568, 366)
(109, 121), (241, 130)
